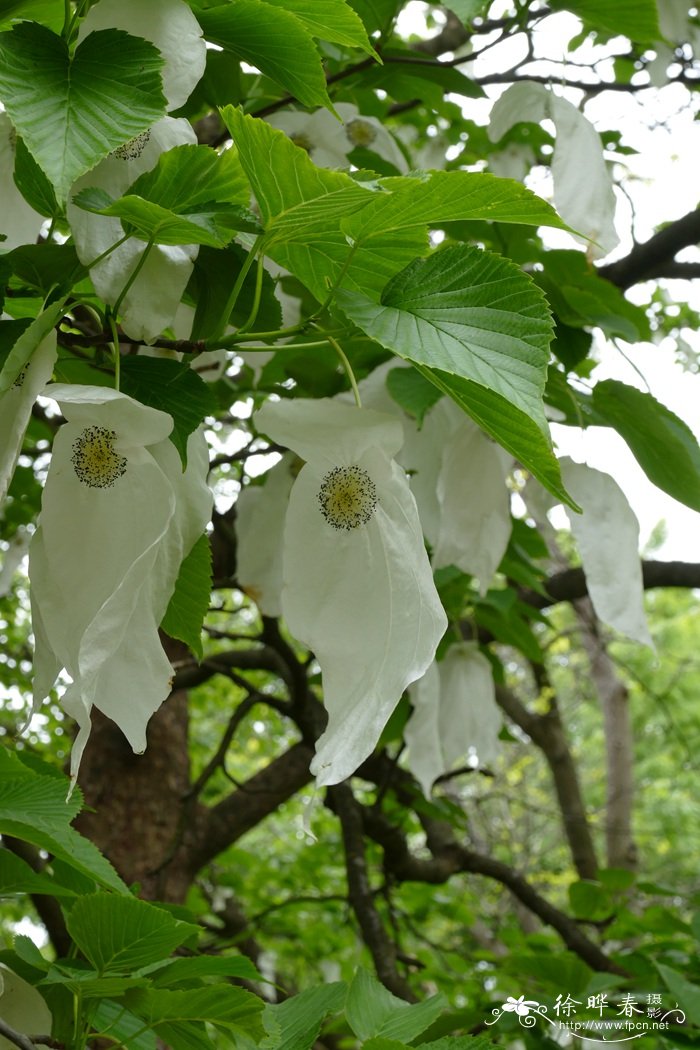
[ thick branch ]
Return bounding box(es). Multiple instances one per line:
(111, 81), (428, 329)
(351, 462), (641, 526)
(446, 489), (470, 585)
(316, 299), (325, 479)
(329, 784), (416, 1001)
(172, 647), (293, 692)
(362, 806), (625, 976)
(188, 742), (314, 872)
(494, 685), (599, 880)
(523, 560), (700, 611)
(598, 210), (700, 289)
(0, 1019), (36, 1050)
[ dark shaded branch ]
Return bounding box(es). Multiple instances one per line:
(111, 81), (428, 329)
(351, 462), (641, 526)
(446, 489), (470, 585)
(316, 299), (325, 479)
(172, 646), (293, 692)
(361, 804), (625, 976)
(0, 1020), (36, 1050)
(188, 742), (314, 872)
(2, 838), (72, 957)
(329, 784), (417, 1001)
(522, 560), (700, 611)
(598, 210), (700, 289)
(494, 684), (599, 880)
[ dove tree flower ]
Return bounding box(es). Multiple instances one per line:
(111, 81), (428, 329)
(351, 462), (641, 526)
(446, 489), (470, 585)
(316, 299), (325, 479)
(67, 117), (198, 342)
(235, 454), (297, 617)
(267, 103), (408, 173)
(30, 386), (212, 784)
(255, 397), (447, 785)
(405, 642), (502, 797)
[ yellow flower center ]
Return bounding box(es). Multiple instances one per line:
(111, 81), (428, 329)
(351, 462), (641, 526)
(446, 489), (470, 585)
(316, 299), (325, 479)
(71, 426), (127, 489)
(318, 465), (378, 530)
(112, 130), (151, 161)
(345, 119), (377, 149)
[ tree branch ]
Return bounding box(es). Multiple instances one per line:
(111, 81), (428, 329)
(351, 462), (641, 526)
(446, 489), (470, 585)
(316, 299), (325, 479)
(598, 210), (700, 289)
(328, 784), (417, 1001)
(0, 1019), (36, 1050)
(522, 560), (700, 611)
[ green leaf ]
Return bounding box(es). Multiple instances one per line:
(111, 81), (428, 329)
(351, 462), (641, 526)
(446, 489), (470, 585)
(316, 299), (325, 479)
(196, 2), (332, 109)
(0, 748), (128, 894)
(338, 245), (554, 426)
(65, 893), (201, 975)
(340, 169), (568, 247)
(0, 23), (166, 201)
(0, 850), (78, 899)
(262, 983), (347, 1050)
(417, 367), (576, 508)
(90, 1000), (158, 1050)
(73, 144), (257, 247)
(161, 534), (212, 660)
(261, 0), (378, 56)
(592, 379), (700, 512)
(13, 135), (60, 217)
(126, 986), (265, 1044)
(385, 365), (442, 425)
(119, 357), (216, 466)
(656, 963), (700, 1025)
(444, 0), (491, 20)
(549, 0), (661, 42)
(346, 0), (398, 36)
(568, 880), (613, 921)
(0, 299), (64, 393)
(0, 0), (63, 30)
(7, 243), (85, 298)
(221, 106), (426, 301)
(346, 969), (446, 1042)
(39, 966), (150, 1000)
(145, 955), (262, 987)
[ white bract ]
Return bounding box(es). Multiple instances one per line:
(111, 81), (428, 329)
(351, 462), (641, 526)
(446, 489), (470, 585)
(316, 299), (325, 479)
(0, 331), (57, 507)
(0, 112), (44, 251)
(77, 0), (206, 111)
(267, 103), (408, 173)
(405, 642), (501, 797)
(30, 386), (212, 784)
(235, 454), (297, 617)
(255, 397), (447, 785)
(561, 457), (653, 647)
(67, 118), (198, 342)
(489, 82), (619, 258)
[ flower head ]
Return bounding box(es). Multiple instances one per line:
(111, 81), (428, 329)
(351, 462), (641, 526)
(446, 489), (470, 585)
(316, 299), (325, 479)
(267, 103), (408, 173)
(30, 385), (212, 784)
(255, 397), (447, 785)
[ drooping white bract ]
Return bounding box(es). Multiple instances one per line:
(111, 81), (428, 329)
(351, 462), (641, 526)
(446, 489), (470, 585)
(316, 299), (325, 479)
(488, 82), (619, 258)
(235, 454), (297, 617)
(30, 385), (212, 784)
(255, 397), (447, 785)
(267, 103), (408, 173)
(0, 112), (44, 251)
(77, 0), (206, 111)
(67, 118), (198, 342)
(0, 331), (57, 507)
(560, 457), (653, 647)
(405, 642), (502, 797)
(432, 415), (512, 595)
(0, 966), (52, 1048)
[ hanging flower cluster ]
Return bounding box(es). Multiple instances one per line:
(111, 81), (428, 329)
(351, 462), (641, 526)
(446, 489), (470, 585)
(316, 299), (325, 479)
(29, 386), (212, 785)
(250, 397), (447, 786)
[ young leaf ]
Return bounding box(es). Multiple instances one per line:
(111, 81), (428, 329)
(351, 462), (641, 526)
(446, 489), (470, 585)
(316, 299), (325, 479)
(338, 245), (554, 427)
(592, 379), (700, 512)
(0, 23), (166, 201)
(196, 2), (333, 109)
(161, 533), (212, 660)
(261, 983), (347, 1050)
